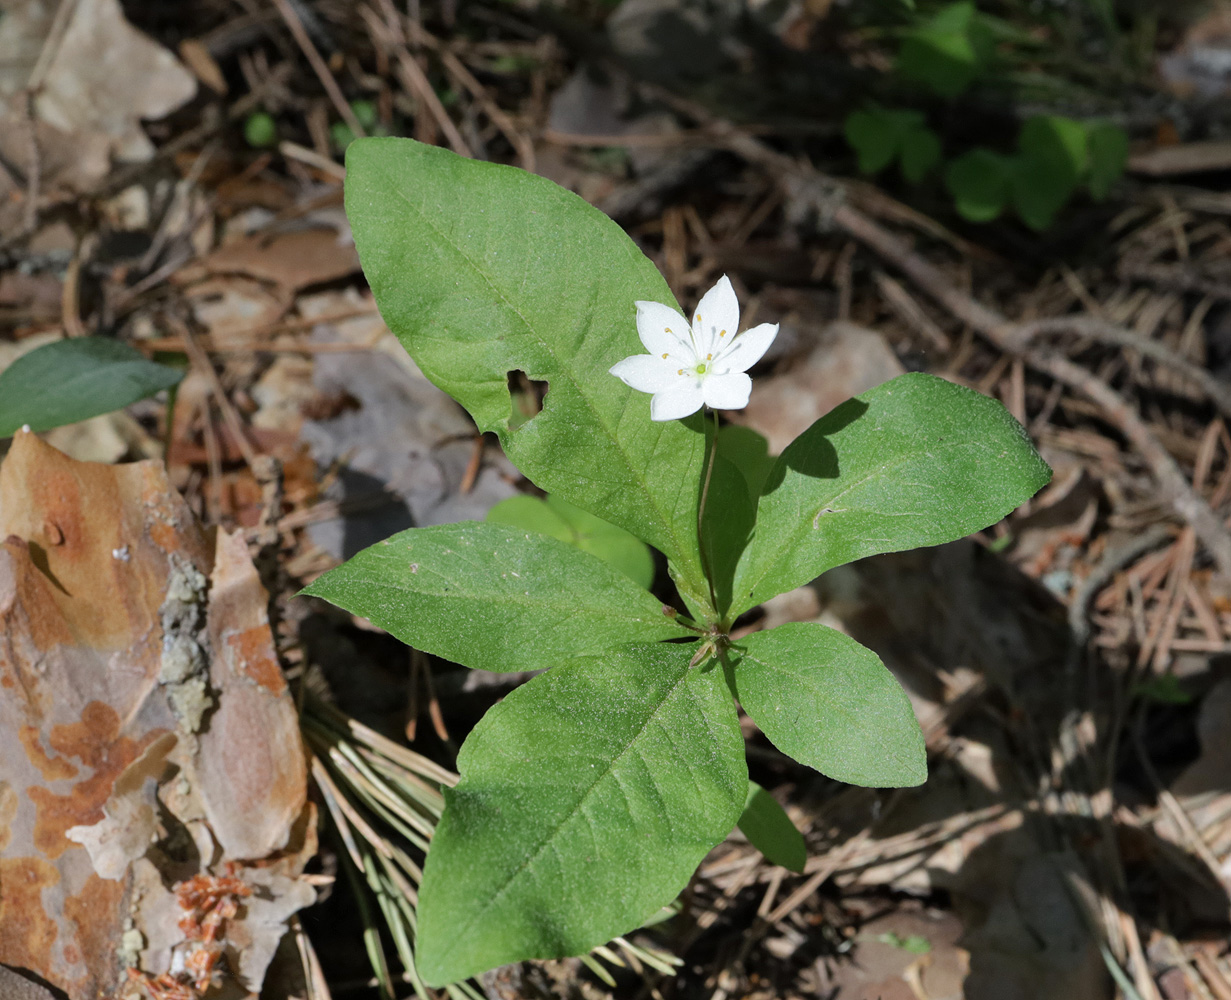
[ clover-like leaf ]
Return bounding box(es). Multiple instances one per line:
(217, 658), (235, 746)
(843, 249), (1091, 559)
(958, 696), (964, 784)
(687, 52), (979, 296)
(1012, 115), (1088, 230)
(416, 642), (746, 985)
(945, 149), (1013, 223)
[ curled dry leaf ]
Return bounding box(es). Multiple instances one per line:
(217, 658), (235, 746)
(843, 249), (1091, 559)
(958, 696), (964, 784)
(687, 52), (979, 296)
(0, 431), (313, 1000)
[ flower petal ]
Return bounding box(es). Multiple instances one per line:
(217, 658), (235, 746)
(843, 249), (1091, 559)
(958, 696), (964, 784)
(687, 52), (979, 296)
(701, 372), (752, 411)
(691, 275), (740, 356)
(610, 354), (679, 394)
(650, 383), (705, 421)
(715, 322), (778, 374)
(635, 301), (692, 358)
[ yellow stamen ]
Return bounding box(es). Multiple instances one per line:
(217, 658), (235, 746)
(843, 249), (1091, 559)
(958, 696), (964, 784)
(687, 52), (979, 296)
(719, 330), (727, 338)
(706, 353), (712, 360)
(677, 369), (684, 375)
(662, 353), (669, 359)
(665, 327), (672, 333)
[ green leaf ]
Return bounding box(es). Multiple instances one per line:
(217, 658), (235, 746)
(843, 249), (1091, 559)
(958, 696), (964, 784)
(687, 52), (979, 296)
(416, 642), (746, 985)
(300, 521), (688, 673)
(731, 373), (1051, 615)
(717, 424), (775, 499)
(0, 336), (183, 437)
(1019, 116), (1088, 185)
(344, 138), (710, 605)
(897, 2), (991, 98)
(1086, 122), (1128, 201)
(1011, 116), (1087, 230)
(730, 623), (925, 787)
(487, 494), (656, 589)
(845, 110), (902, 175)
(900, 125), (942, 183)
(945, 149), (1012, 223)
(738, 782), (806, 872)
(702, 453), (755, 620)
(844, 109), (938, 183)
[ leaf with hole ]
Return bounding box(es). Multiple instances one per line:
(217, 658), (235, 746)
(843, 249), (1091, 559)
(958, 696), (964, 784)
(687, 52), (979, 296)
(845, 110), (907, 175)
(344, 138), (710, 605)
(730, 623), (925, 787)
(300, 521), (688, 672)
(416, 642), (746, 985)
(0, 337), (183, 437)
(729, 372), (1051, 616)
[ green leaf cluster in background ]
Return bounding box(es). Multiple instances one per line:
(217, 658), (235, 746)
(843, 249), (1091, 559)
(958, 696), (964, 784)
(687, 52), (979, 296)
(0, 336), (183, 438)
(845, 109), (941, 183)
(945, 115), (1129, 229)
(305, 138), (1051, 986)
(844, 0), (1130, 229)
(897, 1), (995, 97)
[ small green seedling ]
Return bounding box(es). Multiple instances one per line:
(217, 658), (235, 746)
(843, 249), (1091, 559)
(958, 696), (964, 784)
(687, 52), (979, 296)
(0, 337), (183, 437)
(845, 1), (1130, 229)
(304, 137), (1050, 986)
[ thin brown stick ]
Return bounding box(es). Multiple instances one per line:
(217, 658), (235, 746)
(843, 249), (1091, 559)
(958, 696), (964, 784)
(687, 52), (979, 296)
(171, 316), (261, 471)
(361, 4), (471, 157)
(830, 203), (1231, 575)
(269, 0), (365, 139)
(693, 104), (1231, 570)
(1011, 315), (1231, 419)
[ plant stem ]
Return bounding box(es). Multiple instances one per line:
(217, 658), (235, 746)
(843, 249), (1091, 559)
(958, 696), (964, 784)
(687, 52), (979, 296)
(696, 406), (721, 621)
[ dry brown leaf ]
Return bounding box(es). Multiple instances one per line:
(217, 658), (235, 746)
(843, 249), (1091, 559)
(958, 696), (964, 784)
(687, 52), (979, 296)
(0, 0), (196, 234)
(0, 432), (312, 1000)
(178, 229), (361, 298)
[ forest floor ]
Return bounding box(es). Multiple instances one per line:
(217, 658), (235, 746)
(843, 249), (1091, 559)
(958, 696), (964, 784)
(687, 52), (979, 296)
(3, 0), (1231, 998)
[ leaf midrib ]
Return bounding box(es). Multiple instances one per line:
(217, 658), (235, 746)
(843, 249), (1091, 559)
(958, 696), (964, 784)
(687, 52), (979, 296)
(433, 662), (699, 966)
(740, 435), (1003, 606)
(380, 164), (703, 585)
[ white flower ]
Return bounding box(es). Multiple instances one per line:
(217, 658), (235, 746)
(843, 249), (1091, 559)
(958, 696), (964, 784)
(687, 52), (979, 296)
(609, 275), (778, 421)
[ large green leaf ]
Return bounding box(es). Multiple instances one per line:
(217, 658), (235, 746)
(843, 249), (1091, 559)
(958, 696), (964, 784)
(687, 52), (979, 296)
(487, 493), (655, 590)
(730, 623), (925, 787)
(738, 781), (806, 872)
(345, 138), (709, 604)
(300, 522), (688, 672)
(416, 643), (747, 985)
(0, 336), (183, 437)
(731, 373), (1050, 616)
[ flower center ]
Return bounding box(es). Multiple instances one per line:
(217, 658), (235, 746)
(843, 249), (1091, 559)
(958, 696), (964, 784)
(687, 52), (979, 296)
(694, 362), (708, 376)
